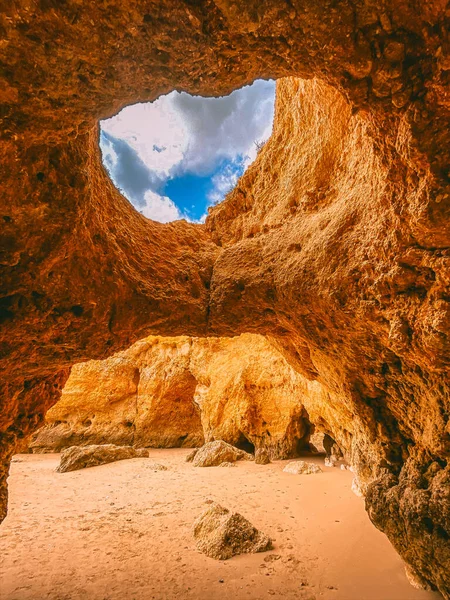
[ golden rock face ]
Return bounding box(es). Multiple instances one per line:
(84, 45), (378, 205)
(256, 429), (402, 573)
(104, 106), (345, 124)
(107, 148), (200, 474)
(31, 334), (314, 459)
(1, 2), (450, 594)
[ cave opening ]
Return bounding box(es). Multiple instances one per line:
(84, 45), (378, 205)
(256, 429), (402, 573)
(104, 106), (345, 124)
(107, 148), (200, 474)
(234, 431), (256, 454)
(99, 79), (275, 223)
(2, 8), (448, 594)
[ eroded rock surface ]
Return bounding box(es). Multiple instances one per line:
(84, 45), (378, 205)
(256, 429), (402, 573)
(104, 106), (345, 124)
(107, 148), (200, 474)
(193, 503), (272, 559)
(185, 449), (199, 463)
(31, 334), (313, 458)
(30, 337), (205, 452)
(1, 2), (449, 594)
(255, 449), (271, 465)
(283, 461), (323, 475)
(309, 433), (326, 454)
(56, 444), (148, 473)
(192, 440), (252, 467)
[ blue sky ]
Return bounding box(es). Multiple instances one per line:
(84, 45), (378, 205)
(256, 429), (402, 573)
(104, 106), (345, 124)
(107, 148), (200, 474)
(100, 79), (275, 223)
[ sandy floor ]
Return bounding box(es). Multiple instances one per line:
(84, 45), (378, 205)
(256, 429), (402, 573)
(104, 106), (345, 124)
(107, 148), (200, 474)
(0, 450), (440, 600)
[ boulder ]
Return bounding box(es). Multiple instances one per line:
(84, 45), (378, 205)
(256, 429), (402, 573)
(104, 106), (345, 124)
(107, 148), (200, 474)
(56, 444), (148, 473)
(193, 503), (272, 560)
(185, 448), (199, 463)
(145, 462), (168, 471)
(192, 441), (253, 467)
(255, 448), (271, 465)
(283, 461), (322, 475)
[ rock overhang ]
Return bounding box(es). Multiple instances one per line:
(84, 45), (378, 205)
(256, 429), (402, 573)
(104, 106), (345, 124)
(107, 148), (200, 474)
(1, 1), (449, 596)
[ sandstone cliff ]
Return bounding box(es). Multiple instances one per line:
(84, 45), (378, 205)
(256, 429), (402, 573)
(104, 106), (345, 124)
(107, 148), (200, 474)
(31, 334), (314, 459)
(1, 2), (449, 595)
(207, 78), (450, 594)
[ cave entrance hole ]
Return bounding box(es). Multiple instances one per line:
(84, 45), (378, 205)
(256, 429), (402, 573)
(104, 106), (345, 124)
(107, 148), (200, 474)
(99, 79), (275, 224)
(234, 431), (256, 454)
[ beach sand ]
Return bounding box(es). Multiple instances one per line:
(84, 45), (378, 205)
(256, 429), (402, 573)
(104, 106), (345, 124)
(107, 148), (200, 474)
(0, 450), (440, 600)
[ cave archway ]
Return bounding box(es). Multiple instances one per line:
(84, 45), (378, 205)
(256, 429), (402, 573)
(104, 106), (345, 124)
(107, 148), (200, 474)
(1, 2), (449, 596)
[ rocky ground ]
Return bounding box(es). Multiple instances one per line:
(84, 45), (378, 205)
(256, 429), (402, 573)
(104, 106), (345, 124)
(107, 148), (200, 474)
(0, 450), (440, 600)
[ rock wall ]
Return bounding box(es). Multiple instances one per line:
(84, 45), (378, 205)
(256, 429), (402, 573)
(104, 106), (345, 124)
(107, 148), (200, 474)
(1, 1), (449, 595)
(31, 334), (314, 459)
(208, 78), (450, 594)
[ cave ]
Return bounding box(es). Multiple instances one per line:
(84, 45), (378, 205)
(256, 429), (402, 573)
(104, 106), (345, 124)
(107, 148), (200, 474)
(1, 1), (449, 599)
(234, 431), (256, 454)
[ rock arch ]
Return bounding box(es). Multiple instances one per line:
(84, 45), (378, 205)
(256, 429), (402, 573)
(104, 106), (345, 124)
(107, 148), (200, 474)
(1, 1), (449, 595)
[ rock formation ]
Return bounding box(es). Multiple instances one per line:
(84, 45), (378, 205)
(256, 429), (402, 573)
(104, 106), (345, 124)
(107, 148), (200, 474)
(1, 1), (449, 595)
(31, 334), (313, 458)
(30, 337), (205, 452)
(56, 444), (149, 473)
(283, 461), (323, 475)
(145, 462), (168, 472)
(255, 449), (271, 465)
(193, 503), (272, 559)
(191, 440), (253, 467)
(186, 449), (199, 463)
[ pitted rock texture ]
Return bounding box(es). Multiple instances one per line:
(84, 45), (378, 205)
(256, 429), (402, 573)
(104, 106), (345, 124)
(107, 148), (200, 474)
(255, 449), (271, 465)
(1, 2), (449, 595)
(31, 334), (313, 459)
(30, 338), (206, 452)
(191, 440), (253, 467)
(145, 462), (168, 472)
(193, 503), (272, 560)
(56, 444), (149, 473)
(283, 461), (323, 475)
(309, 433), (327, 454)
(185, 449), (199, 463)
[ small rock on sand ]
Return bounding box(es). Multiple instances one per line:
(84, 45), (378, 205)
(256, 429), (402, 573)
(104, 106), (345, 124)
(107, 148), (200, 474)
(56, 444), (149, 473)
(192, 440), (253, 467)
(283, 461), (322, 475)
(193, 503), (272, 559)
(219, 462), (236, 467)
(145, 462), (168, 471)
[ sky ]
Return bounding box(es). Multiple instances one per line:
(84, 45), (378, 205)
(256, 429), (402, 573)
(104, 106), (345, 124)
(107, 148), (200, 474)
(99, 79), (276, 223)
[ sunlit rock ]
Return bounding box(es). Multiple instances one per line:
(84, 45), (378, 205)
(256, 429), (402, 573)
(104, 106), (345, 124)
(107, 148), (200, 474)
(31, 334), (313, 459)
(283, 461), (322, 475)
(255, 449), (271, 465)
(193, 503), (272, 559)
(56, 444), (148, 473)
(192, 440), (252, 467)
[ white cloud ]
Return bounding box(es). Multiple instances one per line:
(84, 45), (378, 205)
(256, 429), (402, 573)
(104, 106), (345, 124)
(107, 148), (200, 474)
(100, 79), (275, 222)
(170, 79), (275, 177)
(140, 190), (184, 223)
(102, 80), (275, 181)
(207, 161), (244, 205)
(101, 96), (188, 178)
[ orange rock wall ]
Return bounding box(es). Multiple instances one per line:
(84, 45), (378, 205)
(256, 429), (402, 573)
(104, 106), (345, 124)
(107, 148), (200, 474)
(31, 335), (313, 459)
(1, 1), (449, 595)
(208, 78), (450, 593)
